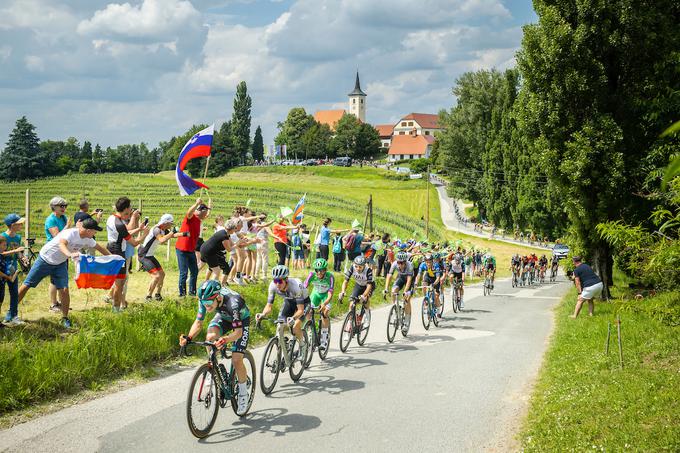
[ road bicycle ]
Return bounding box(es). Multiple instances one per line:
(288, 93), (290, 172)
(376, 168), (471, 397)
(339, 294), (371, 352)
(385, 290), (410, 343)
(17, 237), (37, 273)
(483, 272), (494, 296)
(419, 285), (440, 330)
(181, 339), (256, 439)
(549, 263), (558, 283)
(257, 317), (308, 395)
(438, 281), (446, 317)
(303, 304), (331, 368)
(511, 266), (521, 288)
(451, 279), (463, 312)
(539, 266), (546, 284)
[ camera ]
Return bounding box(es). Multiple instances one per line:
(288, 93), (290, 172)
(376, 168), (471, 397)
(27, 238), (35, 246)
(143, 217), (149, 226)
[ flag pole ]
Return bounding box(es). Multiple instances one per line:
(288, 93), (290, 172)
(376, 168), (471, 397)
(200, 152), (212, 197)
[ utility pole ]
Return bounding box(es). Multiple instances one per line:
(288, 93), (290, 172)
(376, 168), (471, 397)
(425, 165), (430, 239)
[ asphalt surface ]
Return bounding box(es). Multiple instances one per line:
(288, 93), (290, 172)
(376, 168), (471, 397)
(1, 277), (570, 453)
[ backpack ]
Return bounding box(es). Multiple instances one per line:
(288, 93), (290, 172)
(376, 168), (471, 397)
(343, 233), (356, 251)
(332, 236), (342, 254)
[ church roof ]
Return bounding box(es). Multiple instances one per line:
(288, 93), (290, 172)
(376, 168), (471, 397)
(388, 133), (435, 156)
(399, 113), (441, 129)
(314, 109), (346, 130)
(348, 71), (367, 97)
(374, 124), (394, 138)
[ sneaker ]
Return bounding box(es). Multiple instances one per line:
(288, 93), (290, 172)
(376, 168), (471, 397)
(154, 293), (163, 301)
(9, 316), (25, 326)
(235, 277), (245, 286)
(145, 295), (152, 302)
(237, 392), (248, 414)
(3, 312), (11, 322)
(103, 296), (113, 304)
(61, 317), (72, 329)
(319, 338), (328, 351)
(49, 303), (62, 313)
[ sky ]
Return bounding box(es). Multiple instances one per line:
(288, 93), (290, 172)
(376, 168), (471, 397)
(0, 0), (537, 150)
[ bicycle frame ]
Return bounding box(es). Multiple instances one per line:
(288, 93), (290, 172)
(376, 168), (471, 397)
(183, 340), (234, 401)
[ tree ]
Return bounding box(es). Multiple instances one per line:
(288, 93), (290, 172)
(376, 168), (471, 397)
(330, 113), (361, 157)
(252, 125), (264, 161)
(231, 81), (252, 164)
(275, 107), (315, 158)
(300, 122), (332, 159)
(355, 122), (381, 158)
(92, 144), (104, 173)
(516, 0), (680, 296)
(0, 116), (43, 181)
(81, 141), (93, 164)
(210, 120), (238, 175)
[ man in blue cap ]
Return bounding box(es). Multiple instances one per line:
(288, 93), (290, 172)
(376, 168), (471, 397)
(2, 214), (26, 325)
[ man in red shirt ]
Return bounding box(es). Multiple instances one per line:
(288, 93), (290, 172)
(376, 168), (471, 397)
(176, 198), (211, 297)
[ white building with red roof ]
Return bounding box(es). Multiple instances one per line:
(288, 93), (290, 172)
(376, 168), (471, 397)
(385, 112), (443, 161)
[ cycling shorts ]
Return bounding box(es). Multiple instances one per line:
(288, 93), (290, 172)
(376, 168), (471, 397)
(486, 263), (496, 271)
(278, 297), (310, 321)
(208, 313), (250, 354)
(139, 255), (162, 274)
(310, 291), (331, 310)
(423, 273), (441, 291)
(351, 283), (373, 301)
(450, 271), (463, 281)
(392, 275), (412, 292)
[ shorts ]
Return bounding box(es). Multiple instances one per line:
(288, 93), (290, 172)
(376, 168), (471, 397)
(423, 274), (441, 291)
(450, 271), (463, 281)
(310, 291), (331, 309)
(22, 256), (69, 289)
(277, 297), (310, 320)
(107, 247), (127, 278)
(486, 263), (496, 271)
(194, 237), (204, 253)
(350, 283), (374, 300)
(392, 275), (412, 292)
(581, 282), (603, 300)
(293, 249), (304, 260)
(208, 313), (250, 354)
(139, 255), (162, 273)
(201, 252), (231, 273)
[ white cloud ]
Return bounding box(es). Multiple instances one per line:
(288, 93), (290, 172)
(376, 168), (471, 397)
(77, 0), (201, 40)
(0, 45), (11, 61)
(25, 55), (45, 72)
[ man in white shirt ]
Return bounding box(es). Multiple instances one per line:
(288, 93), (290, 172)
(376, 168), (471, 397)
(18, 218), (110, 328)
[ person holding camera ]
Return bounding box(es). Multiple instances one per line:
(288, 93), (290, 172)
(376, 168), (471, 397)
(74, 199), (103, 255)
(138, 214), (186, 302)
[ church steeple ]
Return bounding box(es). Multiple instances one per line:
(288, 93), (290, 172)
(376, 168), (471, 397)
(348, 71), (366, 122)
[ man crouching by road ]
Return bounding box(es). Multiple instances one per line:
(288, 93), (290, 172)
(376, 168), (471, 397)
(570, 255), (603, 318)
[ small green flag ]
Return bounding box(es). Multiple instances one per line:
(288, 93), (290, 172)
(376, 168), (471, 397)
(280, 206), (293, 218)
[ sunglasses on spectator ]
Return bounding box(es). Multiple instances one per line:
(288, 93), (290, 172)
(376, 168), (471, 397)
(57, 204), (68, 208)
(273, 278), (286, 284)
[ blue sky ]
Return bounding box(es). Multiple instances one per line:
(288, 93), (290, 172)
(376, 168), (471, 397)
(0, 0), (537, 150)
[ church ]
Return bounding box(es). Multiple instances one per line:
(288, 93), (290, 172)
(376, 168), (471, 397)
(313, 72), (442, 162)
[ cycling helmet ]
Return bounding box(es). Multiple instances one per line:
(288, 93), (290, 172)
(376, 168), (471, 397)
(454, 257), (461, 264)
(313, 258), (328, 271)
(198, 280), (221, 305)
(396, 251), (408, 262)
(424, 253), (433, 261)
(271, 265), (289, 279)
(432, 252), (441, 260)
(353, 255), (366, 266)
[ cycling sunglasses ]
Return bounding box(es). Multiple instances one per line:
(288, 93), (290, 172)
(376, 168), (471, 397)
(273, 278), (287, 284)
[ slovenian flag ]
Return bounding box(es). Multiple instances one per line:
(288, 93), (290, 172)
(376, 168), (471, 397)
(175, 124), (214, 196)
(75, 255), (126, 289)
(292, 193), (306, 225)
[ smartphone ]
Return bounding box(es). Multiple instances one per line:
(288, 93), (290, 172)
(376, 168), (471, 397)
(95, 208), (103, 213)
(143, 217), (149, 226)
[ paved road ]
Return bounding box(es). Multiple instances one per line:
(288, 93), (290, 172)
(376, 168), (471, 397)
(1, 277), (569, 452)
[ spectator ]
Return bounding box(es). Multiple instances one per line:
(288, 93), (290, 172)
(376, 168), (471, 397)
(175, 198), (211, 297)
(45, 196), (70, 312)
(107, 197), (149, 311)
(570, 256), (604, 318)
(18, 218), (110, 328)
(376, 233), (391, 277)
(139, 214), (185, 302)
(1, 214), (24, 325)
(317, 218), (348, 260)
(73, 198), (103, 225)
(332, 232), (344, 272)
(254, 213), (274, 280)
(346, 226), (365, 261)
(271, 214), (296, 266)
(290, 227), (305, 270)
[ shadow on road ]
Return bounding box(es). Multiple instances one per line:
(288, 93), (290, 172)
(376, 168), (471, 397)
(403, 334), (454, 345)
(201, 408), (321, 443)
(267, 374), (365, 399)
(341, 342), (419, 355)
(461, 309), (492, 314)
(310, 354), (388, 371)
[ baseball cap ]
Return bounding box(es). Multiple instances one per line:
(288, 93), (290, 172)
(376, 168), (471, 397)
(159, 214), (174, 225)
(4, 214), (25, 227)
(81, 218), (103, 231)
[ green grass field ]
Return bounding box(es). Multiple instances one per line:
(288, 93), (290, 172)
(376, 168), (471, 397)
(520, 280), (680, 451)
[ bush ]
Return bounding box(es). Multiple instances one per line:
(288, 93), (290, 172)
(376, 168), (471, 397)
(409, 158), (431, 174)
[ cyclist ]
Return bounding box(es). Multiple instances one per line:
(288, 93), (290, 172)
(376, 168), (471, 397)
(510, 254), (521, 283)
(550, 254), (559, 278)
(538, 254), (548, 280)
(415, 254), (443, 317)
(179, 280), (251, 413)
(529, 253), (538, 281)
(256, 265), (310, 359)
(448, 253), (465, 308)
(303, 258), (334, 351)
(338, 255), (375, 323)
(483, 252), (496, 289)
(383, 250), (414, 333)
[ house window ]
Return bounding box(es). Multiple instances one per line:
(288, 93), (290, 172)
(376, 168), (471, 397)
(360, 99), (364, 104)
(401, 121), (407, 126)
(399, 131), (405, 135)
(408, 121), (413, 126)
(424, 130), (430, 135)
(353, 99), (356, 104)
(409, 154), (413, 160)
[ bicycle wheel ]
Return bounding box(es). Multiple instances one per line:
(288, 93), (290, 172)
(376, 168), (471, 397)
(303, 322), (315, 369)
(452, 288), (458, 313)
(386, 305), (398, 343)
(259, 337), (281, 395)
(357, 309), (371, 346)
(421, 298), (430, 330)
(186, 363), (220, 438)
(438, 290), (445, 317)
(432, 301), (440, 327)
(229, 350), (256, 417)
(511, 274), (516, 288)
(401, 306), (411, 337)
(288, 332), (307, 382)
(318, 318), (330, 360)
(339, 311), (354, 353)
(483, 281), (488, 296)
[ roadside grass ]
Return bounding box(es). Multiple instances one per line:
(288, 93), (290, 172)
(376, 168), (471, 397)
(520, 283), (680, 451)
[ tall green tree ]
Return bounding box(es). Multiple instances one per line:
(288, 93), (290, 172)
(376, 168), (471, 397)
(300, 122), (332, 159)
(355, 122), (381, 158)
(252, 125), (264, 161)
(231, 81), (252, 164)
(92, 144), (104, 173)
(210, 120), (238, 175)
(275, 107), (315, 158)
(0, 116), (43, 181)
(517, 0), (680, 295)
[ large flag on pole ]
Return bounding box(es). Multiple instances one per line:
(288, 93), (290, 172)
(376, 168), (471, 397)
(292, 193), (306, 225)
(75, 254), (126, 289)
(175, 124), (215, 196)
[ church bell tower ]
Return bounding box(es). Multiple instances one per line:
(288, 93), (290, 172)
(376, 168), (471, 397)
(348, 71), (366, 122)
